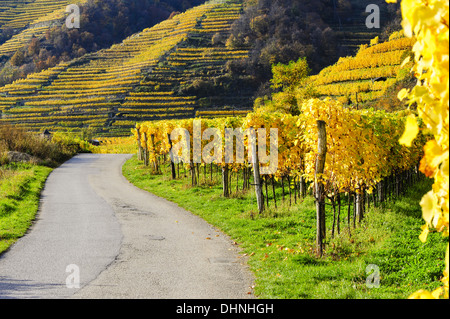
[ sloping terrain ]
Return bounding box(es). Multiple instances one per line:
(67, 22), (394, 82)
(0, 0), (87, 57)
(0, 0), (251, 136)
(303, 31), (414, 109)
(0, 0), (81, 30)
(331, 0), (398, 55)
(0, 0), (207, 88)
(0, 0), (403, 137)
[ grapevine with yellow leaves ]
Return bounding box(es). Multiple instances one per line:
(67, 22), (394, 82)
(134, 103), (426, 199)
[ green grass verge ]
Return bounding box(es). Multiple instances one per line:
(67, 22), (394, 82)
(122, 155), (447, 299)
(0, 163), (52, 254)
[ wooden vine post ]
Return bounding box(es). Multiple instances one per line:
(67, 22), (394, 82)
(251, 130), (264, 214)
(355, 187), (364, 224)
(222, 165), (229, 197)
(136, 127), (143, 161)
(167, 133), (177, 180)
(315, 120), (327, 257)
(143, 133), (149, 167)
(150, 134), (159, 173)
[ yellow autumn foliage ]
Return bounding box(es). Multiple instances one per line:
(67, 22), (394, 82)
(388, 0), (449, 299)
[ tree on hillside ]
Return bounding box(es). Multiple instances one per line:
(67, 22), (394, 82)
(271, 57), (310, 91)
(10, 50), (24, 67)
(223, 0), (340, 99)
(27, 38), (40, 56)
(257, 57), (314, 115)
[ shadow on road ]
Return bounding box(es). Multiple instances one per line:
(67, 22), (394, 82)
(0, 276), (64, 299)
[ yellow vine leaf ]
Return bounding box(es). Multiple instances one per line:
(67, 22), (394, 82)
(420, 191), (438, 225)
(390, 0), (449, 299)
(397, 88), (409, 101)
(399, 114), (419, 147)
(409, 289), (435, 299)
(418, 224), (429, 243)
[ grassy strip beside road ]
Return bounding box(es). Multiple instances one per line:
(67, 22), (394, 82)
(0, 163), (52, 254)
(123, 155), (447, 299)
(0, 125), (93, 255)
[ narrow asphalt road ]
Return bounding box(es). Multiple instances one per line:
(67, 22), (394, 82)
(0, 154), (254, 299)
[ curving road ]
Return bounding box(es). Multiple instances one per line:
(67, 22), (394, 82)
(0, 154), (254, 299)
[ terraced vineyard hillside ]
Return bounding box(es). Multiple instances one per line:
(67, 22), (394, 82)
(0, 0), (252, 136)
(303, 30), (414, 109)
(0, 0), (81, 30)
(134, 1), (254, 121)
(0, 0), (405, 137)
(0, 0), (87, 57)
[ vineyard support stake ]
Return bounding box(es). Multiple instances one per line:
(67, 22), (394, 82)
(315, 120), (327, 257)
(167, 133), (177, 180)
(251, 134), (264, 214)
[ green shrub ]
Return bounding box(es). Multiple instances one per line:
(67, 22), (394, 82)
(0, 125), (93, 167)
